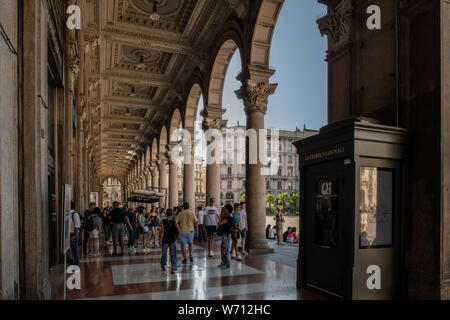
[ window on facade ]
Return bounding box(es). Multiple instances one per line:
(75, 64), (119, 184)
(288, 182), (293, 190)
(288, 168), (293, 177)
(278, 168), (282, 176)
(267, 143), (271, 150)
(279, 155), (282, 163)
(277, 182), (282, 190)
(288, 155), (293, 163)
(227, 167), (232, 175)
(266, 180), (270, 190)
(279, 144), (282, 151)
(288, 145), (293, 152)
(227, 181), (232, 189)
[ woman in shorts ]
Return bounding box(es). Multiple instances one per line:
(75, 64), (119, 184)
(149, 208), (160, 247)
(135, 206), (150, 253)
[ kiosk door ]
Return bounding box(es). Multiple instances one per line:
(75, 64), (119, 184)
(303, 160), (349, 298)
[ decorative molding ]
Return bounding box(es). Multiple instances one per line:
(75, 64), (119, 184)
(202, 118), (227, 131)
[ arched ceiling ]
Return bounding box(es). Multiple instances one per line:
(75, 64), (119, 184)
(79, 0), (240, 178)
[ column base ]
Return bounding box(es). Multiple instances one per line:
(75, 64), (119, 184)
(247, 247), (275, 254)
(246, 239), (274, 254)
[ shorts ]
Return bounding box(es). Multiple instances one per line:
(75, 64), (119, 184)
(240, 228), (247, 239)
(89, 229), (99, 238)
(179, 233), (194, 244)
(112, 223), (125, 238)
(206, 226), (217, 237)
(150, 221), (159, 227)
(232, 229), (240, 240)
(137, 226), (146, 236)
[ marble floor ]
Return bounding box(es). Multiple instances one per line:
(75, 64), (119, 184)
(54, 237), (325, 300)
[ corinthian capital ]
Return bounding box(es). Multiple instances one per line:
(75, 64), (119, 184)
(202, 118), (227, 131)
(235, 80), (277, 115)
(317, 0), (353, 49)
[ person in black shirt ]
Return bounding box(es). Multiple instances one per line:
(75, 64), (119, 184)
(110, 201), (126, 256)
(217, 204), (235, 269)
(83, 202), (96, 253)
(101, 208), (112, 244)
(160, 209), (180, 274)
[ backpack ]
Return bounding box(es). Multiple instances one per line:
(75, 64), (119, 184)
(93, 215), (102, 229)
(86, 215), (95, 232)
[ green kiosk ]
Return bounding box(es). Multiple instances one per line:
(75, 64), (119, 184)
(293, 118), (410, 300)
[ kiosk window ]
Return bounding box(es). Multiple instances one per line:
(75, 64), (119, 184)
(314, 180), (339, 248)
(359, 168), (394, 248)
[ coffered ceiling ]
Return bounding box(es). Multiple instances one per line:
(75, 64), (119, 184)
(79, 0), (237, 178)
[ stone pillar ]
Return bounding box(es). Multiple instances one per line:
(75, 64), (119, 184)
(203, 117), (226, 206)
(236, 79), (277, 254)
(145, 169), (152, 189)
(169, 162), (179, 209)
(158, 155), (169, 209)
(183, 130), (195, 211)
(99, 185), (104, 208)
(151, 163), (159, 192)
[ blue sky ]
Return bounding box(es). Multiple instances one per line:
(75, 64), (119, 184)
(219, 0), (328, 131)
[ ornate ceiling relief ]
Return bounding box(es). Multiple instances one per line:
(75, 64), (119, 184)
(117, 0), (198, 33)
(317, 0), (353, 49)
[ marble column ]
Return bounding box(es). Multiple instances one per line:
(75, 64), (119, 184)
(168, 144), (179, 209)
(183, 128), (195, 210)
(203, 118), (226, 206)
(151, 163), (159, 193)
(158, 155), (169, 209)
(236, 79), (277, 254)
(145, 169), (152, 189)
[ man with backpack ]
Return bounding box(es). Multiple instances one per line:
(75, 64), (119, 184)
(86, 207), (102, 256)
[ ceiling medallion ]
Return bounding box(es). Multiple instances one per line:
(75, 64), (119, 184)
(130, 0), (182, 17)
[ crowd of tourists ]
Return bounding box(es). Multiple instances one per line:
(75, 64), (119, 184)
(66, 197), (248, 272)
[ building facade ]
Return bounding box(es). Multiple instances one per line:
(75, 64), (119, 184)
(220, 125), (318, 205)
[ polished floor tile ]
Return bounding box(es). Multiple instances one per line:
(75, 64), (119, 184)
(55, 238), (322, 300)
(111, 261), (264, 286)
(83, 280), (295, 300)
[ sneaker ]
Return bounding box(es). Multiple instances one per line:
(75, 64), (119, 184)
(217, 263), (225, 268)
(220, 264), (230, 269)
(182, 259), (187, 265)
(161, 267), (166, 272)
(209, 251), (214, 257)
(235, 254), (242, 261)
(189, 256), (194, 263)
(241, 250), (248, 256)
(171, 270), (176, 275)
(231, 252), (236, 259)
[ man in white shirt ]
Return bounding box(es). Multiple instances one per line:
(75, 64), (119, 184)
(239, 201), (248, 256)
(196, 207), (207, 242)
(68, 201), (81, 266)
(204, 198), (220, 257)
